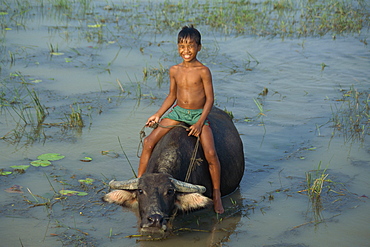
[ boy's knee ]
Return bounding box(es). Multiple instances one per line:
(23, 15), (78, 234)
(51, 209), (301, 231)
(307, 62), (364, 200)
(143, 137), (155, 150)
(205, 149), (218, 162)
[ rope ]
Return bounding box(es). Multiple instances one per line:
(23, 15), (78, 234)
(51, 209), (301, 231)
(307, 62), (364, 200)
(138, 123), (200, 182)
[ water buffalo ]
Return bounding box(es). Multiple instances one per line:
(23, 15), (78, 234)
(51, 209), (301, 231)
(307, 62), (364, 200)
(103, 107), (244, 234)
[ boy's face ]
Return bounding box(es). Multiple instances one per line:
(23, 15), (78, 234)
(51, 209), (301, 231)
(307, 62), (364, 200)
(177, 38), (201, 63)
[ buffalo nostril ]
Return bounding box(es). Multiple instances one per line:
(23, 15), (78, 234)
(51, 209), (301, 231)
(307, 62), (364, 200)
(147, 214), (163, 226)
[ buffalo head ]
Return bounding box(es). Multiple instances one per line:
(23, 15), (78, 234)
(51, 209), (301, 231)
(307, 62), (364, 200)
(103, 173), (211, 234)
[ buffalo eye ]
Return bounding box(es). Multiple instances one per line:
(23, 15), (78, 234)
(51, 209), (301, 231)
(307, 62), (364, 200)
(138, 189), (143, 194)
(166, 188), (175, 196)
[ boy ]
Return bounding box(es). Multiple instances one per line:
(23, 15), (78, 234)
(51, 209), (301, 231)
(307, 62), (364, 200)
(137, 25), (224, 214)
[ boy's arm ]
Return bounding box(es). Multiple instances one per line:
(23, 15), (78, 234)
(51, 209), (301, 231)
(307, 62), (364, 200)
(146, 67), (177, 126)
(188, 67), (214, 136)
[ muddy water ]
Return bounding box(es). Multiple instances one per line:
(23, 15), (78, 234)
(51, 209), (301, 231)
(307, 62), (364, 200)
(1, 1), (369, 246)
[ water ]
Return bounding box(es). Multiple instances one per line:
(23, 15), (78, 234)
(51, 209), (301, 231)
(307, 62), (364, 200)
(1, 0), (369, 246)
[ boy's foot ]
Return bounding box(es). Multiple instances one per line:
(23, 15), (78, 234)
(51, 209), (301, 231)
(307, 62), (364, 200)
(213, 190), (224, 214)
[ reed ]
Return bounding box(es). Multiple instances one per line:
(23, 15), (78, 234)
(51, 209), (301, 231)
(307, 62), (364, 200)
(25, 87), (47, 125)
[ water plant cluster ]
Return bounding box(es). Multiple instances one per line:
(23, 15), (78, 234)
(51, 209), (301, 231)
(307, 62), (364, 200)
(0, 72), (89, 146)
(330, 86), (369, 142)
(1, 0), (368, 43)
(1, 0), (368, 146)
(1, 152), (94, 198)
(151, 0), (369, 38)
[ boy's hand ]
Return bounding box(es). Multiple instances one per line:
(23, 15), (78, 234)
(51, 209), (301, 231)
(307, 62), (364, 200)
(146, 114), (160, 127)
(188, 123), (203, 137)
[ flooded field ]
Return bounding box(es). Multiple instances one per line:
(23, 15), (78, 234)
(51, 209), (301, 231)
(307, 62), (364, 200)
(0, 0), (369, 246)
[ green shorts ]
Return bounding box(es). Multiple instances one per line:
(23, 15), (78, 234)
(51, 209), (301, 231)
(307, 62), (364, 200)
(163, 105), (209, 126)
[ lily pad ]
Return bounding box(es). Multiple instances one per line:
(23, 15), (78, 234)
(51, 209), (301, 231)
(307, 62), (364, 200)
(37, 153), (65, 161)
(59, 190), (88, 196)
(80, 157), (92, 162)
(0, 171), (12, 176)
(30, 160), (52, 167)
(10, 165), (30, 170)
(78, 178), (94, 184)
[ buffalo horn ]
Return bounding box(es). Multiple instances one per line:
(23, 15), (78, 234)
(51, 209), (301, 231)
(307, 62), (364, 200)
(170, 178), (206, 193)
(109, 178), (139, 190)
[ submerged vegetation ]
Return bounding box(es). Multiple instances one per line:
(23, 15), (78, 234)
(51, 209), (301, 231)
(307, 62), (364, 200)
(1, 0), (368, 134)
(0, 0), (368, 43)
(150, 0), (369, 38)
(330, 86), (369, 143)
(305, 162), (333, 202)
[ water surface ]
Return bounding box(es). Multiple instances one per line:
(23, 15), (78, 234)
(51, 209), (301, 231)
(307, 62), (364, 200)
(0, 0), (369, 246)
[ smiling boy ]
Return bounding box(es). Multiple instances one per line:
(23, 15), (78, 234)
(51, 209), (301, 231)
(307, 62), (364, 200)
(137, 25), (224, 214)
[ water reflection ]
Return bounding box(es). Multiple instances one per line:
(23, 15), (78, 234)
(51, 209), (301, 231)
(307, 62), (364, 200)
(134, 189), (245, 246)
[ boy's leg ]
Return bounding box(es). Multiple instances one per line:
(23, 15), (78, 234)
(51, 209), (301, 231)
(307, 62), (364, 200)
(138, 118), (180, 177)
(200, 125), (224, 214)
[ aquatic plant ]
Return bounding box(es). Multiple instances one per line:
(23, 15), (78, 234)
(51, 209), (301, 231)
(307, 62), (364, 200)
(0, 73), (47, 125)
(0, 169), (12, 176)
(142, 63), (168, 87)
(30, 153), (65, 167)
(127, 0), (369, 38)
(330, 85), (369, 143)
(66, 104), (84, 127)
(59, 190), (88, 196)
(0, 73), (49, 146)
(305, 166), (332, 201)
(1, 0), (368, 52)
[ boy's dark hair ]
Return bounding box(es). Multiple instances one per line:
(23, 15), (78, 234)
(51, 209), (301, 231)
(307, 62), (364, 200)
(178, 25), (201, 45)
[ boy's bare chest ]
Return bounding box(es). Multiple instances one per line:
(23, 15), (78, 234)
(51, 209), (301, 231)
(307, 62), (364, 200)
(174, 69), (202, 86)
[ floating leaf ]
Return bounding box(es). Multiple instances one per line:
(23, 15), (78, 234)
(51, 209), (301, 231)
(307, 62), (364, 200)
(306, 147), (317, 151)
(0, 12), (8, 15)
(0, 171), (12, 176)
(78, 178), (94, 184)
(101, 150), (119, 158)
(80, 157), (92, 162)
(50, 52), (64, 55)
(59, 190), (88, 196)
(37, 153), (65, 161)
(5, 185), (23, 193)
(87, 24), (105, 28)
(30, 160), (51, 167)
(31, 79), (42, 83)
(10, 165), (30, 170)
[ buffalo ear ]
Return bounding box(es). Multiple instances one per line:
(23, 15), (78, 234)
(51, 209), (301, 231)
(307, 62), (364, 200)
(175, 193), (212, 211)
(103, 190), (138, 208)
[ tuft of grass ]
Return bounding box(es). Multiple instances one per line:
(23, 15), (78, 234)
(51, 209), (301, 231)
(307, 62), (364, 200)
(330, 85), (369, 143)
(142, 63), (168, 87)
(67, 104), (84, 127)
(26, 87), (47, 125)
(305, 162), (333, 201)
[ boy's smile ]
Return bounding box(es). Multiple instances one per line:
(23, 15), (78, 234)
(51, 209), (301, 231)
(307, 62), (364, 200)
(178, 39), (201, 63)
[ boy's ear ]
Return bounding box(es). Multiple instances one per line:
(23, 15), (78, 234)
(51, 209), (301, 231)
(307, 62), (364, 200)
(198, 44), (202, 51)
